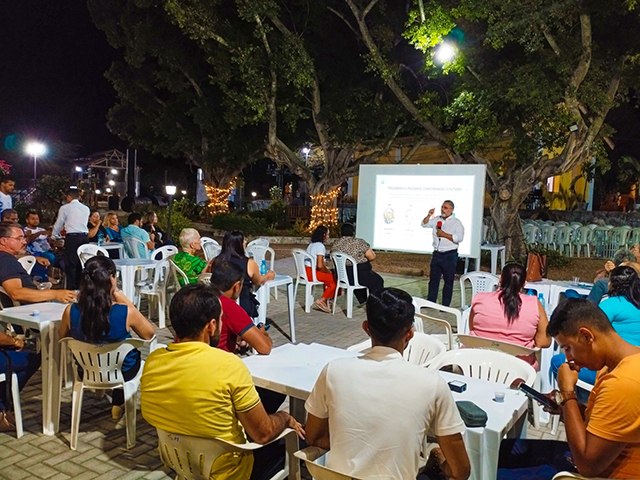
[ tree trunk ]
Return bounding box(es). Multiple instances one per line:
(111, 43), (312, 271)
(308, 183), (341, 231)
(488, 181), (532, 261)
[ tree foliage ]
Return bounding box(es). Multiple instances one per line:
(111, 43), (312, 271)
(341, 0), (640, 256)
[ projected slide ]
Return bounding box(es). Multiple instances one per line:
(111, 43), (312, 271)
(357, 165), (486, 258)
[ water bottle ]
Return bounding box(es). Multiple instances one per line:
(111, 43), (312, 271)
(538, 292), (545, 310)
(260, 259), (268, 275)
(97, 231), (104, 246)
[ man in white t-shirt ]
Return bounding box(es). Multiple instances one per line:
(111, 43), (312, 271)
(305, 287), (470, 479)
(0, 176), (15, 214)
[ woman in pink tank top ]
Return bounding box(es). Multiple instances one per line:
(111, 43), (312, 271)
(469, 263), (551, 367)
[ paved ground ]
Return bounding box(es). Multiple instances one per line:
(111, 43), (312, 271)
(1, 257), (565, 479)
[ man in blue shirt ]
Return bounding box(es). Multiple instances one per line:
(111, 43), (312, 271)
(121, 212), (154, 258)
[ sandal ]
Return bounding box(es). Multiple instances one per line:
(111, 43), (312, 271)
(313, 299), (331, 313)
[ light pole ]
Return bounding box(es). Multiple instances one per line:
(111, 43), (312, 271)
(24, 141), (46, 182)
(165, 185), (177, 240)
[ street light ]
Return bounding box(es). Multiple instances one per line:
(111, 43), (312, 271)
(24, 141), (46, 182)
(165, 185), (177, 240)
(110, 168), (118, 175)
(434, 41), (456, 64)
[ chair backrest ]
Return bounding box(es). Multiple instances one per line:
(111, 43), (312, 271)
(555, 226), (573, 244)
(246, 245), (275, 269)
(459, 272), (499, 309)
(403, 332), (446, 366)
(415, 312), (454, 350)
(17, 255), (36, 274)
(427, 348), (537, 387)
(123, 237), (149, 259)
(77, 244), (110, 268)
(346, 332), (446, 367)
(157, 427), (296, 480)
(292, 248), (320, 283)
(151, 245), (178, 260)
(573, 225), (593, 244)
(197, 272), (212, 285)
(456, 334), (539, 358)
(412, 297), (464, 335)
(523, 224), (539, 244)
(552, 472), (610, 480)
(61, 337), (141, 388)
(331, 252), (362, 288)
(247, 237), (269, 248)
(169, 257), (190, 287)
(200, 237), (221, 262)
(294, 447), (363, 480)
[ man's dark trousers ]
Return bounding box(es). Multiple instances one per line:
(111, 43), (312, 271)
(427, 250), (458, 306)
(64, 233), (88, 290)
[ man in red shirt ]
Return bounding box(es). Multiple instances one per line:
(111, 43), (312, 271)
(211, 260), (272, 355)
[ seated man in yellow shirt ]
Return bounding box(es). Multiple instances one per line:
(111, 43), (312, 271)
(140, 284), (304, 480)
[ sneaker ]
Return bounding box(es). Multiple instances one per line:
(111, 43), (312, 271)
(111, 405), (123, 421)
(313, 299), (331, 313)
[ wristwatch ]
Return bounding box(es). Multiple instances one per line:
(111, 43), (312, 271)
(555, 390), (577, 406)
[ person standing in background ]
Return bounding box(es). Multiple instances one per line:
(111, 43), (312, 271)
(52, 188), (90, 290)
(421, 200), (464, 306)
(0, 176), (15, 215)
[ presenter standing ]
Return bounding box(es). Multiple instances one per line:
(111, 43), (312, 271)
(421, 200), (464, 306)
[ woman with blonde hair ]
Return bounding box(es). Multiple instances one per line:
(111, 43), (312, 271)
(102, 212), (122, 243)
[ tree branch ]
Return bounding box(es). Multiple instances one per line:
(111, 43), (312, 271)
(540, 22), (562, 56)
(565, 13), (592, 115)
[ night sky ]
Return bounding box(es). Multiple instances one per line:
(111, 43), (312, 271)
(1, 2), (119, 159)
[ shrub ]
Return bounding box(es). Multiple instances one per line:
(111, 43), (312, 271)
(211, 213), (270, 235)
(523, 243), (570, 268)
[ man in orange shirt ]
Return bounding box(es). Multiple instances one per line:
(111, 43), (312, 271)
(548, 299), (640, 478)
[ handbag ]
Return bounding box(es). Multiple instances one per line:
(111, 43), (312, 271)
(526, 252), (547, 282)
(456, 400), (488, 427)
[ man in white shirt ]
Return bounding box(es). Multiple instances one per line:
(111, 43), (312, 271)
(421, 200), (465, 306)
(305, 287), (470, 480)
(0, 176), (15, 215)
(52, 188), (90, 289)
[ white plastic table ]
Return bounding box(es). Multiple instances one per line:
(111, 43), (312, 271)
(0, 302), (67, 435)
(88, 241), (124, 259)
(478, 244), (506, 275)
(113, 258), (157, 302)
(255, 274), (296, 343)
(243, 342), (528, 480)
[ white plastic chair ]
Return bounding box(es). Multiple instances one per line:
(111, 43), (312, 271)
(151, 245), (178, 261)
(291, 249), (324, 313)
(247, 245), (278, 300)
(552, 471), (610, 480)
(347, 332), (446, 367)
(294, 446), (363, 480)
(555, 226), (574, 256)
(0, 371), (23, 438)
(539, 225), (557, 249)
(413, 296), (464, 334)
(156, 427), (299, 480)
(17, 255), (36, 275)
(573, 225), (593, 257)
(459, 271), (499, 309)
(60, 337), (154, 450)
(427, 348), (537, 388)
(169, 257), (190, 287)
(200, 237), (221, 262)
(608, 226), (632, 256)
(628, 227), (640, 249)
(136, 259), (170, 328)
(414, 312), (454, 350)
(123, 237), (149, 259)
(77, 244), (110, 268)
(592, 226), (612, 258)
(331, 252), (368, 319)
(523, 224), (539, 245)
(247, 237), (270, 248)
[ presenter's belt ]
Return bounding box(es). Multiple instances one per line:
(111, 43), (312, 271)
(434, 249), (457, 255)
(66, 232), (88, 236)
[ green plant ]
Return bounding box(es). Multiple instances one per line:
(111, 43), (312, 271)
(292, 218), (309, 236)
(157, 207), (191, 240)
(30, 174), (73, 221)
(523, 243), (570, 268)
(249, 200), (289, 230)
(211, 213), (271, 235)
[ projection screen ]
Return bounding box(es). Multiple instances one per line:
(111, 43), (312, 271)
(356, 164), (486, 259)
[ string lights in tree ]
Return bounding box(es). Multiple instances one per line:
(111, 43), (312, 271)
(308, 187), (341, 231)
(205, 178), (236, 215)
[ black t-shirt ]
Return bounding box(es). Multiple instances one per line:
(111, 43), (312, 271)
(0, 252), (36, 307)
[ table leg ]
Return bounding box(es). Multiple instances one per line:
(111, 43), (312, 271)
(256, 285), (267, 325)
(290, 397), (306, 423)
(500, 248), (506, 272)
(490, 249), (498, 275)
(40, 321), (61, 435)
(286, 282), (296, 343)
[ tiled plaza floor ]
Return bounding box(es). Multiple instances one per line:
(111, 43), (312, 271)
(0, 257), (565, 479)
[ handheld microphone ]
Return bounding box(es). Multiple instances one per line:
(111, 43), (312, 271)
(436, 221), (443, 230)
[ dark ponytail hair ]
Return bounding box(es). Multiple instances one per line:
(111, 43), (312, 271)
(78, 255), (116, 342)
(219, 230), (246, 260)
(609, 266), (640, 309)
(498, 263), (526, 324)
